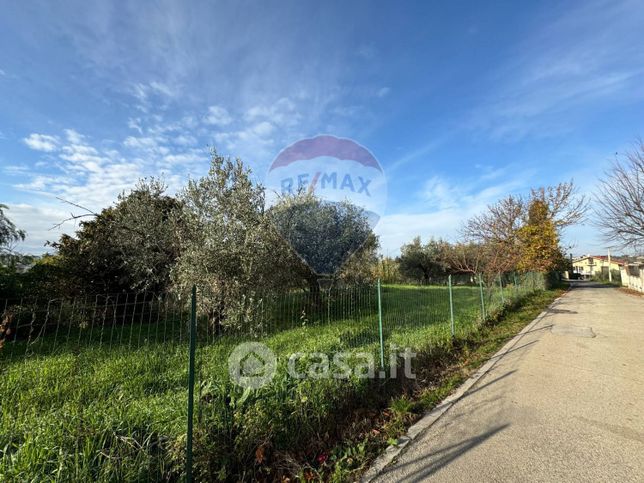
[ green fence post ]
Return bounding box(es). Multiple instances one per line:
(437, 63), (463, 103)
(513, 273), (518, 298)
(478, 274), (486, 321)
(499, 274), (505, 305)
(448, 274), (455, 337)
(186, 285), (197, 483)
(377, 279), (385, 369)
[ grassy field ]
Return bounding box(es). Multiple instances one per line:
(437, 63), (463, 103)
(0, 280), (541, 481)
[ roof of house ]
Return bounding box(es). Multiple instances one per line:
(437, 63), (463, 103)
(572, 255), (625, 265)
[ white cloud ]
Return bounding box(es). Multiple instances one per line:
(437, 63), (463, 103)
(244, 98), (300, 127)
(55, 133), (111, 175)
(4, 203), (71, 253)
(14, 121), (207, 230)
(3, 165), (30, 176)
(212, 121), (277, 161)
(173, 134), (197, 146)
(128, 81), (181, 113)
(23, 133), (60, 152)
(377, 86), (390, 98)
(64, 129), (85, 144)
(251, 121), (274, 137)
(421, 176), (462, 210)
(131, 81), (177, 102)
(148, 81), (175, 98)
(124, 136), (163, 149)
(12, 110), (219, 254)
(205, 97), (308, 165)
(163, 151), (207, 165)
(204, 98), (305, 162)
(128, 117), (143, 134)
(60, 143), (101, 161)
(204, 105), (232, 126)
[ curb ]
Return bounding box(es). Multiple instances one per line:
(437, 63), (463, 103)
(361, 286), (571, 482)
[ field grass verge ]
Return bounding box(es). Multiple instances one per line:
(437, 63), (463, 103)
(0, 281), (551, 481)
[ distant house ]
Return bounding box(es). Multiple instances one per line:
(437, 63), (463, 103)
(572, 255), (624, 279)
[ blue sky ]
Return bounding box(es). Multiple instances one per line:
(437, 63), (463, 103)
(1, 0), (644, 255)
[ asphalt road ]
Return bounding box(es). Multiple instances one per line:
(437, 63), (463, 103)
(374, 282), (644, 482)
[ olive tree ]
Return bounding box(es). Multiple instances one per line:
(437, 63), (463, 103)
(397, 237), (449, 284)
(51, 208), (129, 295)
(112, 178), (182, 292)
(0, 204), (25, 254)
(173, 152), (283, 289)
(50, 179), (182, 295)
(171, 152), (287, 333)
(268, 192), (378, 291)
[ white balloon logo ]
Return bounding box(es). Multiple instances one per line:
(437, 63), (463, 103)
(265, 135), (387, 277)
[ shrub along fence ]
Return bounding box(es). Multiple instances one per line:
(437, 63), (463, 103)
(0, 272), (544, 481)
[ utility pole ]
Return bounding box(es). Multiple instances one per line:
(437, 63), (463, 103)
(607, 248), (612, 282)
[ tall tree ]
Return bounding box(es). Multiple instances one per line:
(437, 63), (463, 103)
(268, 193), (376, 290)
(112, 178), (182, 292)
(441, 241), (515, 286)
(398, 237), (449, 284)
(51, 208), (129, 295)
(372, 256), (403, 284)
(172, 151), (279, 297)
(0, 204), (25, 254)
(443, 242), (488, 276)
(49, 179), (182, 295)
(461, 181), (587, 273)
(517, 200), (565, 272)
(333, 233), (379, 286)
(530, 181), (588, 230)
(595, 143), (644, 251)
(461, 196), (525, 272)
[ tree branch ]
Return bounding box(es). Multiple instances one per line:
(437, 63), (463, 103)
(50, 197), (98, 230)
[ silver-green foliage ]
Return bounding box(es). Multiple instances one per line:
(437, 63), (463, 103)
(171, 152), (293, 332)
(0, 204), (25, 254)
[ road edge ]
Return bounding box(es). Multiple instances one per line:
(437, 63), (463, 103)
(360, 286), (571, 482)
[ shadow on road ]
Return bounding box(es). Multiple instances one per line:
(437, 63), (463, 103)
(521, 324), (554, 334)
(568, 281), (618, 290)
(382, 424), (510, 482)
(460, 370), (517, 400)
(546, 308), (578, 314)
(494, 339), (537, 357)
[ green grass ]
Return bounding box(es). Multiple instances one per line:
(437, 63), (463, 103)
(0, 280), (545, 481)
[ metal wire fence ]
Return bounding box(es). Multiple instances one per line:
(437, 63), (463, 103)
(0, 272), (545, 480)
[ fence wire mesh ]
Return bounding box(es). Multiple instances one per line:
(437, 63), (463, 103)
(0, 272), (545, 480)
